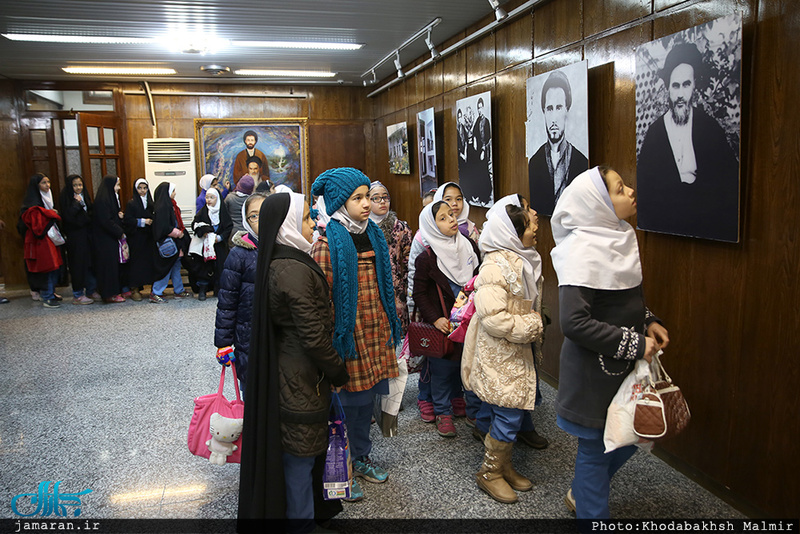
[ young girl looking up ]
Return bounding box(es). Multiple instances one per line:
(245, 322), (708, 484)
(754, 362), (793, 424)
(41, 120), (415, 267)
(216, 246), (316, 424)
(551, 166), (670, 519)
(310, 167), (403, 502)
(413, 200), (480, 438)
(461, 202), (544, 504)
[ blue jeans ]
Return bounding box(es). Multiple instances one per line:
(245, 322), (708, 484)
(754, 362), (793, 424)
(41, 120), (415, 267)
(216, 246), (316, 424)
(487, 404), (526, 443)
(282, 452), (316, 534)
(152, 257), (184, 296)
(339, 381), (387, 459)
(417, 358), (432, 403)
(464, 389), (482, 420)
(40, 270), (60, 301)
(72, 269), (97, 298)
(428, 356), (461, 416)
(558, 415), (636, 519)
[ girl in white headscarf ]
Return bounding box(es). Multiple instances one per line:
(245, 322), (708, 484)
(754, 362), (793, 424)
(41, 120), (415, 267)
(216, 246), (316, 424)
(368, 181), (413, 436)
(461, 197), (544, 504)
(434, 182), (479, 244)
(550, 166), (670, 519)
(412, 200), (480, 439)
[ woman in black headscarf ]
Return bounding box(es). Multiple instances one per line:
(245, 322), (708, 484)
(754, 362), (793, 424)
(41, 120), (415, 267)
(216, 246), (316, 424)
(237, 192), (349, 533)
(151, 182), (191, 303)
(123, 178), (156, 301)
(59, 174), (98, 304)
(92, 175), (126, 303)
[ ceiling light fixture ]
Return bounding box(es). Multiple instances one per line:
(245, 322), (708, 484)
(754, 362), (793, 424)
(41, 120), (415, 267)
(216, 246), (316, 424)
(232, 40), (363, 50)
(3, 33), (153, 44)
(425, 30), (441, 61)
(488, 0), (508, 21)
(200, 64), (231, 76)
(393, 52), (405, 79)
(63, 66), (176, 75)
(234, 69), (337, 77)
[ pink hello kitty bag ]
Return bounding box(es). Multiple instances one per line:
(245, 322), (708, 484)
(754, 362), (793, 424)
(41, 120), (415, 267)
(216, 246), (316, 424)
(187, 364), (244, 463)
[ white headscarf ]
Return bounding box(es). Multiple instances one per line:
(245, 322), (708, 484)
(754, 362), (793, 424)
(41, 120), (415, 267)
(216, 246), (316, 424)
(275, 192), (312, 254)
(315, 197), (330, 229)
(205, 187), (221, 226)
(479, 204), (542, 307)
(40, 187), (54, 210)
(135, 178), (149, 209)
(274, 184), (293, 194)
(484, 193), (521, 223)
(434, 182), (471, 229)
(199, 174), (215, 191)
(368, 181), (389, 224)
(550, 167), (642, 290)
(419, 201), (479, 287)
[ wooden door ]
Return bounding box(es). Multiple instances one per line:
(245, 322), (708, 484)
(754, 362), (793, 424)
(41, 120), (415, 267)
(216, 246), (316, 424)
(76, 112), (125, 200)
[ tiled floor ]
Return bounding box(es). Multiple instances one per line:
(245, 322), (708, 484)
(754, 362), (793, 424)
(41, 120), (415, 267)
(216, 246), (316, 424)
(0, 289), (744, 527)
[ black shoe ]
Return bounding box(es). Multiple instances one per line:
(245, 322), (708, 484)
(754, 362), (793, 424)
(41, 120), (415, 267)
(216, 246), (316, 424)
(43, 299), (61, 308)
(518, 429), (549, 449)
(53, 294), (63, 301)
(0, 297), (9, 304)
(198, 291), (207, 301)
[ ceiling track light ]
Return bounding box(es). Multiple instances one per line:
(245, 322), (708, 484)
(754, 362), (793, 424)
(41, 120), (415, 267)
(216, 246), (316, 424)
(394, 52), (405, 79)
(488, 0), (508, 21)
(425, 30), (441, 61)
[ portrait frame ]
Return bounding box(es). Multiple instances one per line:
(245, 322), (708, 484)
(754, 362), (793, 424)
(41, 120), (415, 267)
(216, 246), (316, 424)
(416, 107), (438, 196)
(387, 121), (410, 175)
(455, 90), (494, 208)
(525, 60), (589, 216)
(194, 118), (309, 195)
(635, 15), (742, 242)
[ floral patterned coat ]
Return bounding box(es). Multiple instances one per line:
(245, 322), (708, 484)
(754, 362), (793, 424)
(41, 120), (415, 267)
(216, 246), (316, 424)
(461, 250), (544, 410)
(377, 212), (413, 335)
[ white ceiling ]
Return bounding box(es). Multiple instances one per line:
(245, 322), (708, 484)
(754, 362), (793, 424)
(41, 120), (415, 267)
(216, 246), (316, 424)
(0, 0), (500, 85)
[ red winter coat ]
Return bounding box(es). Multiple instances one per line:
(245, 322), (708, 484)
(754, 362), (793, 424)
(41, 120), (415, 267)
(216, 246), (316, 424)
(21, 206), (63, 273)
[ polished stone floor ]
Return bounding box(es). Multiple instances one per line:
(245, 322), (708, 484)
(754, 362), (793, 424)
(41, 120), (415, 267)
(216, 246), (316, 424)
(0, 288), (744, 529)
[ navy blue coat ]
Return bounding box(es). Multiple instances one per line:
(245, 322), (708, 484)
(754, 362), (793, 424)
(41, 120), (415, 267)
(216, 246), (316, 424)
(214, 230), (258, 382)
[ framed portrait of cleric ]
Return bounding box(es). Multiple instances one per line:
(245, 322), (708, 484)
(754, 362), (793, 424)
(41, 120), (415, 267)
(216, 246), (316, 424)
(635, 15), (742, 242)
(455, 91), (494, 207)
(416, 107), (438, 196)
(387, 121), (411, 175)
(195, 118), (309, 195)
(526, 61), (589, 216)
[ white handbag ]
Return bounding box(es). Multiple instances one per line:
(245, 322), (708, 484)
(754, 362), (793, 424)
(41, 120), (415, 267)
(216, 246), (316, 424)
(47, 224), (65, 246)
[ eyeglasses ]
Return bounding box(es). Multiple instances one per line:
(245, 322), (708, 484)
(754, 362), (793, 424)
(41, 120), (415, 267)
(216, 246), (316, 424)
(371, 195), (390, 204)
(247, 214), (259, 222)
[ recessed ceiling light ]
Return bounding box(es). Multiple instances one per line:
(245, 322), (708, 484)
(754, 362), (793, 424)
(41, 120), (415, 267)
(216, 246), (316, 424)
(63, 66), (176, 75)
(232, 41), (363, 50)
(3, 33), (153, 44)
(234, 69), (336, 77)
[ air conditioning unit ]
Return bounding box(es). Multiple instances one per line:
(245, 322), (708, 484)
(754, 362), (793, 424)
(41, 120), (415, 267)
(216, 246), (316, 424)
(143, 138), (197, 225)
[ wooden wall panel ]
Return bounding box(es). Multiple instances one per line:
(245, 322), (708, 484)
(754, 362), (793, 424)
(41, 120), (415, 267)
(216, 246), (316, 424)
(424, 59), (444, 100)
(533, 0), (583, 57)
(496, 12), (534, 71)
(366, 0), (800, 518)
(466, 32), (496, 85)
(308, 122), (367, 181)
(0, 81), (24, 286)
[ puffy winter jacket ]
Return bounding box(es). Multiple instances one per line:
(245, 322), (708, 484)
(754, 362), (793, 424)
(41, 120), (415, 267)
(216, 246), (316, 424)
(214, 231), (258, 381)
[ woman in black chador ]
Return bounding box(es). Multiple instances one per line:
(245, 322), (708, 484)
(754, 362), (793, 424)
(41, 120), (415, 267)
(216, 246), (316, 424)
(59, 174), (97, 304)
(237, 192), (349, 533)
(123, 178), (156, 301)
(92, 175), (126, 303)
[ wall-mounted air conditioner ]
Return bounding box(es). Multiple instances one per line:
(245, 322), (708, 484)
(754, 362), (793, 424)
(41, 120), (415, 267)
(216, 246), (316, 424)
(143, 138), (197, 224)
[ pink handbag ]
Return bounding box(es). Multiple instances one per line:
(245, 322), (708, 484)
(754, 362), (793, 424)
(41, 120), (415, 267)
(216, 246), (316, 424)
(187, 364), (244, 463)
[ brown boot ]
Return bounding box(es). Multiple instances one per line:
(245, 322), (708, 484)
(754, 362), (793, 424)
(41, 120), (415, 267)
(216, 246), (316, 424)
(503, 455), (533, 492)
(475, 435), (518, 504)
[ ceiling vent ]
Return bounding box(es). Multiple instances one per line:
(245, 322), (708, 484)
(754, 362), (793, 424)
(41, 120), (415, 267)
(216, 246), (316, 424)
(200, 64), (231, 76)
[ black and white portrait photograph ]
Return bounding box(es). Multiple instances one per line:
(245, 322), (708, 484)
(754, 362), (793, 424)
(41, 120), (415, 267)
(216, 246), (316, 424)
(526, 61), (589, 216)
(635, 15), (742, 242)
(455, 91), (494, 207)
(387, 121), (410, 174)
(417, 107), (438, 195)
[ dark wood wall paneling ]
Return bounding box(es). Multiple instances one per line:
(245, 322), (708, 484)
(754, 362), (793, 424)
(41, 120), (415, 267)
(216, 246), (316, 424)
(0, 82), (24, 289)
(367, 0), (799, 518)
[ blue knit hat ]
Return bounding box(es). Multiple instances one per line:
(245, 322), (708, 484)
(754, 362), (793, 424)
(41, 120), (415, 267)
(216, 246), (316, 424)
(311, 167), (370, 215)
